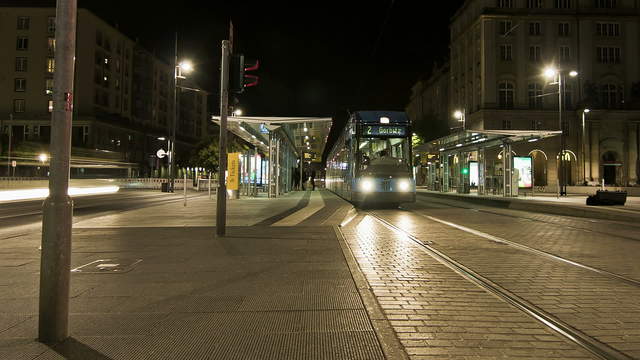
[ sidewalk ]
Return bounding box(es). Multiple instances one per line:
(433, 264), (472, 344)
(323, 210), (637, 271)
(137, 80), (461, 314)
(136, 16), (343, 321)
(417, 188), (640, 222)
(0, 191), (392, 360)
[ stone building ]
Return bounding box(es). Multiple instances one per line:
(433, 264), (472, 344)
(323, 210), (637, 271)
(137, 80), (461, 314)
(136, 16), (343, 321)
(409, 0), (640, 189)
(0, 7), (208, 177)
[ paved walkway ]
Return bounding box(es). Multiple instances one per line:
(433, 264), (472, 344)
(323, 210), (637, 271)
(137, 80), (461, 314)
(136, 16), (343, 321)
(1, 191), (388, 360)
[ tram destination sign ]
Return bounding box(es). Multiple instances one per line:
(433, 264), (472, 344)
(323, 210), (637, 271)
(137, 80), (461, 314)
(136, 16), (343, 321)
(363, 125), (407, 137)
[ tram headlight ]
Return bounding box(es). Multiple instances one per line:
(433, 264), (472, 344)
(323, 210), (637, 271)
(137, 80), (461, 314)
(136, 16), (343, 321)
(397, 179), (411, 192)
(360, 178), (374, 193)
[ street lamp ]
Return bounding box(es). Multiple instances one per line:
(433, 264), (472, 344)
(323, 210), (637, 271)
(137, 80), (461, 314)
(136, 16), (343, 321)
(543, 66), (578, 197)
(170, 45), (195, 193)
(582, 108), (590, 185)
(233, 108), (243, 116)
(453, 109), (465, 131)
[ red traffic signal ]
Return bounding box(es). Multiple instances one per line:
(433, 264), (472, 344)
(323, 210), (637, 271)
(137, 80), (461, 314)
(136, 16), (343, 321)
(230, 54), (259, 93)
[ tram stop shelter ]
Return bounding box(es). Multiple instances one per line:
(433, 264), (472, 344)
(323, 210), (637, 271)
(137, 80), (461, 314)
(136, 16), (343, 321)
(211, 116), (332, 198)
(416, 130), (561, 197)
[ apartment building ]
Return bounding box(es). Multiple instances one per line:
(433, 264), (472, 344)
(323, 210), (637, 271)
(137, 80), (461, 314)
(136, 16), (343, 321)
(410, 0), (639, 187)
(0, 7), (208, 177)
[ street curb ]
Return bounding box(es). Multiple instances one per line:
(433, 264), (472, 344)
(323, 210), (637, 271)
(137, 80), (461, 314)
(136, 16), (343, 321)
(334, 224), (410, 360)
(417, 191), (640, 223)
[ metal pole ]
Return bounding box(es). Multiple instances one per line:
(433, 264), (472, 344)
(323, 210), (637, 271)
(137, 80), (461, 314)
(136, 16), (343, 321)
(183, 172), (187, 207)
(208, 171), (212, 199)
(7, 116), (13, 177)
(170, 32), (178, 193)
(558, 73), (563, 198)
(216, 40), (230, 236)
(38, 0), (76, 343)
(582, 111), (586, 185)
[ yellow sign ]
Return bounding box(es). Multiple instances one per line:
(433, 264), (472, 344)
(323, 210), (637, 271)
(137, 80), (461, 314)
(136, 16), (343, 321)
(227, 153), (240, 190)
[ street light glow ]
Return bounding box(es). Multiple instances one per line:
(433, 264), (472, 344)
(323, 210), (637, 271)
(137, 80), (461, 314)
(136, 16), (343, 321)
(453, 110), (463, 119)
(157, 137), (166, 141)
(233, 109), (243, 116)
(584, 108), (591, 113)
(543, 67), (558, 79)
(39, 153), (48, 162)
(569, 70), (579, 77)
(179, 60), (194, 73)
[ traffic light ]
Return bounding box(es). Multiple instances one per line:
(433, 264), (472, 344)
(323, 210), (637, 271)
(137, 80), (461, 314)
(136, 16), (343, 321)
(230, 54), (259, 94)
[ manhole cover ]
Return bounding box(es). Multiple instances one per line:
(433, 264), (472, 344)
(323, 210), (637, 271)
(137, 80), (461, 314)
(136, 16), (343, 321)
(71, 259), (142, 273)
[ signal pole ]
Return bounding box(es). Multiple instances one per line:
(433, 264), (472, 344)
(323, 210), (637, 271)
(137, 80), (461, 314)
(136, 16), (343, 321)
(38, 0), (77, 343)
(216, 40), (230, 237)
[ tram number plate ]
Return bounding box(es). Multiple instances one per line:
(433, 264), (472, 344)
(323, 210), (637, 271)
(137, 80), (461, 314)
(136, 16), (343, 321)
(363, 126), (406, 137)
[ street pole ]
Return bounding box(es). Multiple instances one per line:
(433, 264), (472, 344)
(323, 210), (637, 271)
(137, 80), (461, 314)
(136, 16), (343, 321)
(38, 0), (76, 343)
(170, 32), (178, 193)
(582, 110), (586, 185)
(7, 115), (13, 177)
(216, 40), (230, 237)
(558, 73), (564, 197)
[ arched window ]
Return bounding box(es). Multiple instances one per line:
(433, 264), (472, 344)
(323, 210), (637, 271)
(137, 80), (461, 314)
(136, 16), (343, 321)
(528, 82), (543, 109)
(498, 81), (515, 109)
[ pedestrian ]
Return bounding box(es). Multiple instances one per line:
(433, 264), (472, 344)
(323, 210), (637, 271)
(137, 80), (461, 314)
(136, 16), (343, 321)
(311, 169), (316, 191)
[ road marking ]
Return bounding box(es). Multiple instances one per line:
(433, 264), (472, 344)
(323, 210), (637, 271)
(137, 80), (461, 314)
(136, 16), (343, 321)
(272, 192), (325, 226)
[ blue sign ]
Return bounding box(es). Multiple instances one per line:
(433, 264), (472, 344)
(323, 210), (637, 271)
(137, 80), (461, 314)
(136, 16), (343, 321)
(259, 123), (269, 134)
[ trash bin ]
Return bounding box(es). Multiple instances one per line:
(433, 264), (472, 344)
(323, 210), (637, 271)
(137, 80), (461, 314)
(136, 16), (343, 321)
(161, 182), (169, 192)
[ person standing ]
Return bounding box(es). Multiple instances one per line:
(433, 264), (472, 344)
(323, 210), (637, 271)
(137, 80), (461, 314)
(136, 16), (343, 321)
(311, 169), (316, 191)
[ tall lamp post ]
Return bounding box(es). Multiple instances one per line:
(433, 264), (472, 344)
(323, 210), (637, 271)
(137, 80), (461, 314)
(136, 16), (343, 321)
(170, 40), (193, 192)
(581, 108), (590, 185)
(543, 67), (578, 197)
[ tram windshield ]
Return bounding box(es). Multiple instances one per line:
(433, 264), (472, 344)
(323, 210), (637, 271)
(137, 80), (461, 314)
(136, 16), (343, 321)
(358, 137), (409, 172)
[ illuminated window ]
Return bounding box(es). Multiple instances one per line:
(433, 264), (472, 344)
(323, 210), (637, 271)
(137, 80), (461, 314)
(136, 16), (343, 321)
(47, 58), (55, 73)
(48, 100), (54, 113)
(47, 38), (56, 55)
(46, 78), (54, 94)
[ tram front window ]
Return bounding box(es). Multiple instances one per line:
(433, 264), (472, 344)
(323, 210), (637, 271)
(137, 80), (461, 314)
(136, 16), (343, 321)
(359, 137), (409, 171)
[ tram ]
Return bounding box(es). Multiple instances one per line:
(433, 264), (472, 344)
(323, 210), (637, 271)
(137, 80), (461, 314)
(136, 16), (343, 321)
(326, 111), (415, 207)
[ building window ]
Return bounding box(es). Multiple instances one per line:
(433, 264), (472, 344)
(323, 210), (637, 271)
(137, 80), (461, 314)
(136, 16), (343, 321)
(529, 22), (542, 35)
(14, 78), (26, 92)
(597, 47), (621, 64)
(528, 83), (543, 109)
(596, 23), (620, 36)
(17, 16), (30, 30)
(502, 119), (512, 129)
(555, 0), (571, 7)
(595, 0), (616, 8)
(47, 58), (55, 73)
(560, 46), (571, 62)
(498, 81), (515, 109)
(96, 30), (103, 46)
(47, 16), (56, 33)
(499, 20), (514, 36)
(531, 119), (543, 130)
(47, 38), (56, 56)
(529, 45), (541, 62)
(601, 83), (621, 108)
(528, 0), (543, 8)
(48, 100), (54, 113)
(15, 57), (28, 72)
(497, 0), (513, 7)
(16, 37), (29, 50)
(46, 78), (54, 94)
(13, 99), (25, 113)
(500, 44), (513, 61)
(558, 23), (570, 36)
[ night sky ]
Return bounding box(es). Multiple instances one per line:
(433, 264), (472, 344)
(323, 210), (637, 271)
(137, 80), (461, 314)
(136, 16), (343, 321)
(8, 0), (464, 158)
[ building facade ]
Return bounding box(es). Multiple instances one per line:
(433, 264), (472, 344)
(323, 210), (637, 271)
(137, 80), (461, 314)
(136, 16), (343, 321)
(412, 0), (640, 189)
(0, 7), (208, 178)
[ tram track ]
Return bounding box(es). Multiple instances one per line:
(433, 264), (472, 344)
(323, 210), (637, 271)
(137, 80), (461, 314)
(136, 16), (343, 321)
(364, 211), (634, 360)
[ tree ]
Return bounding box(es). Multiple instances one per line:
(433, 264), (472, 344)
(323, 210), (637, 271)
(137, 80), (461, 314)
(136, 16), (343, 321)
(188, 132), (251, 172)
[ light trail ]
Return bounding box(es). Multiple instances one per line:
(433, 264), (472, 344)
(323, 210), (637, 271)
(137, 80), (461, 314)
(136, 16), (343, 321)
(0, 186), (120, 202)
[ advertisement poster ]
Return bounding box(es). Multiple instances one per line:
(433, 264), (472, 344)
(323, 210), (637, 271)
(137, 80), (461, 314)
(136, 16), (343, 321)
(227, 153), (240, 190)
(513, 156), (533, 188)
(469, 161), (479, 187)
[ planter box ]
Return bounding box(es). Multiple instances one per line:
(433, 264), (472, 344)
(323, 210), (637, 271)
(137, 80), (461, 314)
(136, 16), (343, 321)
(586, 190), (627, 206)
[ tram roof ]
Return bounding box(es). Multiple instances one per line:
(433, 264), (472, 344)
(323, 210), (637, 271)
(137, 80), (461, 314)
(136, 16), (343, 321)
(415, 129), (562, 153)
(353, 111), (410, 124)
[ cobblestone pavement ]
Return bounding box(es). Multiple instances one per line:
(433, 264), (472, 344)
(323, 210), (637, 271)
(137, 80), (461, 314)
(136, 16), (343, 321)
(366, 199), (640, 359)
(341, 215), (595, 360)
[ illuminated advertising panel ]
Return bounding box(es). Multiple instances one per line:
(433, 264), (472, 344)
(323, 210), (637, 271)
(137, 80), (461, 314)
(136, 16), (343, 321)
(362, 125), (407, 137)
(469, 161), (479, 187)
(513, 156), (533, 188)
